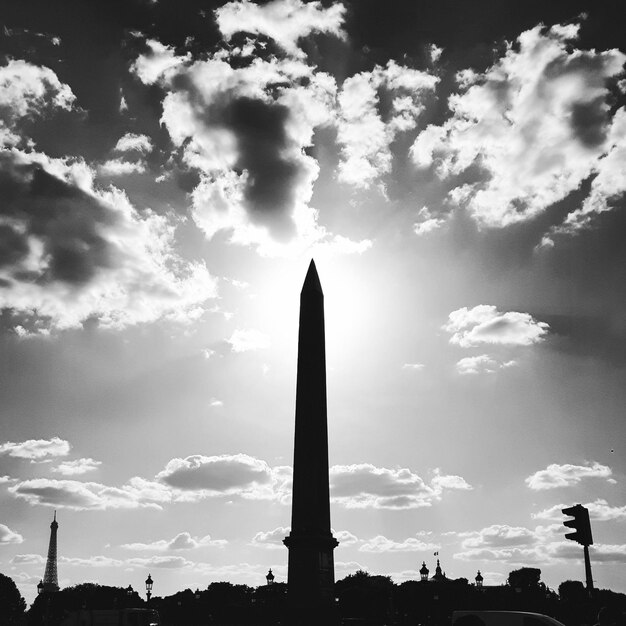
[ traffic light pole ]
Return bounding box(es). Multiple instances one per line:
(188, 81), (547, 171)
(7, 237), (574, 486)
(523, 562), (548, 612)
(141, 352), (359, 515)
(583, 545), (593, 593)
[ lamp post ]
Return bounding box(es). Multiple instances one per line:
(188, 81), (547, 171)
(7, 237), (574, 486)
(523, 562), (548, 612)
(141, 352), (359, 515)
(37, 580), (44, 595)
(145, 574), (153, 603)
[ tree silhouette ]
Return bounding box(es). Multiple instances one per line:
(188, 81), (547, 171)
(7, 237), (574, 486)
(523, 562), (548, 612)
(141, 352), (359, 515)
(0, 572), (26, 624)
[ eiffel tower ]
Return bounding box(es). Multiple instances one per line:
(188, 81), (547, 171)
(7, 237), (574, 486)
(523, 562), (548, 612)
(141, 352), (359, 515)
(40, 511), (60, 593)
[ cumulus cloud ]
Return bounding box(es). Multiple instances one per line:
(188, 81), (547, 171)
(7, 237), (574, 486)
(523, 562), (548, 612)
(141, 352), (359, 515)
(125, 555), (194, 569)
(121, 531), (227, 551)
(0, 148), (217, 331)
(411, 22), (626, 232)
(0, 59), (75, 145)
(402, 363), (425, 371)
(336, 61), (438, 188)
(250, 526), (290, 549)
(51, 457), (101, 476)
(8, 476), (171, 510)
(329, 463), (471, 509)
(0, 523), (24, 544)
(359, 535), (439, 553)
(215, 0), (346, 59)
(444, 305), (549, 347)
(526, 461), (613, 490)
(11, 554), (45, 565)
(113, 133), (153, 154)
(456, 354), (516, 375)
(155, 453), (291, 502)
(227, 328), (271, 352)
(0, 437), (70, 460)
(61, 555), (124, 567)
(459, 525), (538, 550)
(131, 23), (370, 258)
(413, 207), (446, 235)
(533, 498), (626, 522)
(98, 158), (146, 176)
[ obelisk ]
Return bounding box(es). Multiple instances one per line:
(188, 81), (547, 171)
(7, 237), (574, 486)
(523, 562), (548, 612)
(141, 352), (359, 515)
(284, 260), (338, 624)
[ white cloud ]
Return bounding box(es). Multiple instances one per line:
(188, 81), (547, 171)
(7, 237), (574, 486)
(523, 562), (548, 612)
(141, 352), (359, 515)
(0, 523), (24, 544)
(0, 148), (217, 331)
(334, 530), (359, 546)
(113, 133), (153, 154)
(402, 363), (425, 371)
(52, 457), (101, 476)
(8, 476), (171, 510)
(533, 498), (626, 522)
(459, 525), (538, 550)
(61, 555), (124, 568)
(155, 453), (291, 503)
(0, 59), (75, 138)
(456, 354), (516, 375)
(98, 158), (146, 176)
(250, 527), (290, 549)
(227, 328), (271, 352)
(359, 535), (439, 553)
(11, 554), (45, 565)
(444, 305), (549, 347)
(131, 32), (371, 259)
(410, 23), (626, 231)
(214, 0), (346, 59)
(121, 531), (227, 551)
(0, 437), (70, 460)
(337, 62), (438, 189)
(526, 461), (613, 490)
(329, 463), (471, 510)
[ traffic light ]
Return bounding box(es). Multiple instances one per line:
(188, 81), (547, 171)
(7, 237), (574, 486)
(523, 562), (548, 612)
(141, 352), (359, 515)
(562, 504), (593, 546)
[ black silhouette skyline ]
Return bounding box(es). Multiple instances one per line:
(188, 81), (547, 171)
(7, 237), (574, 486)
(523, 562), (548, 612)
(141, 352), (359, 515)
(0, 0), (625, 606)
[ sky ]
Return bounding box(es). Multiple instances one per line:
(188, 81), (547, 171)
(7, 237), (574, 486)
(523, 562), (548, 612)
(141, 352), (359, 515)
(1, 0), (625, 606)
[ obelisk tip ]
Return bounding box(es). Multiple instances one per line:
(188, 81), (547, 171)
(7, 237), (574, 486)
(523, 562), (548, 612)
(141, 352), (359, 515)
(302, 259), (323, 295)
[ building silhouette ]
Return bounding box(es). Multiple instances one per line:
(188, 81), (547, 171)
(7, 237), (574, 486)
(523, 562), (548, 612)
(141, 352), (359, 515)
(39, 511), (60, 593)
(283, 260), (339, 624)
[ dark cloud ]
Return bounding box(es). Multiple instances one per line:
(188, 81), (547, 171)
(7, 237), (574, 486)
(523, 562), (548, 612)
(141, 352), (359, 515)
(0, 154), (114, 287)
(226, 96), (300, 237)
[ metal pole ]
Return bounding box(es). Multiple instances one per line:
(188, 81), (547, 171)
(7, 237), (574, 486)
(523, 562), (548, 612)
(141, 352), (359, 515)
(583, 544), (593, 593)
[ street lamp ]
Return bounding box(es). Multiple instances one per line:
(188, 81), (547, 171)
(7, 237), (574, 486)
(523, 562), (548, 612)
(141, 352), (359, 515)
(126, 585), (134, 597)
(145, 574), (153, 603)
(195, 588), (201, 601)
(37, 580), (44, 595)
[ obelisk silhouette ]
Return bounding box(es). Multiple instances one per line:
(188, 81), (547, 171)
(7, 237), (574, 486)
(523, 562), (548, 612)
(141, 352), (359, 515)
(284, 260), (338, 624)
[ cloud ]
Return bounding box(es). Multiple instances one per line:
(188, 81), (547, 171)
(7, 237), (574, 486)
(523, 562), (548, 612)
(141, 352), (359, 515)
(121, 531), (227, 551)
(125, 555), (195, 570)
(155, 453), (291, 502)
(250, 527), (290, 549)
(359, 535), (439, 553)
(8, 476), (171, 510)
(0, 148), (217, 331)
(61, 556), (124, 568)
(51, 458), (101, 476)
(329, 464), (471, 509)
(0, 437), (70, 460)
(402, 363), (425, 371)
(214, 0), (346, 59)
(526, 461), (613, 490)
(533, 498), (626, 522)
(0, 59), (75, 145)
(413, 207), (446, 235)
(227, 328), (271, 352)
(11, 554), (45, 565)
(334, 530), (359, 546)
(113, 133), (153, 154)
(131, 28), (369, 258)
(456, 354), (516, 375)
(0, 523), (24, 544)
(98, 158), (146, 176)
(444, 305), (549, 347)
(459, 525), (539, 550)
(336, 61), (438, 189)
(410, 22), (626, 233)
